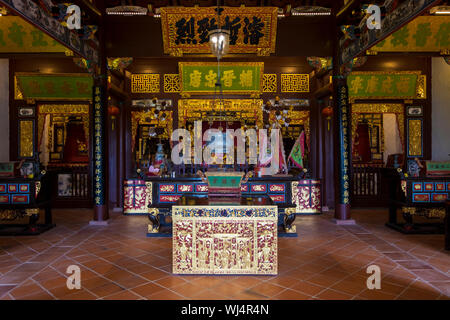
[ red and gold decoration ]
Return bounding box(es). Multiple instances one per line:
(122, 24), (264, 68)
(172, 203), (278, 275)
(124, 180), (153, 214)
(291, 180), (322, 214)
(161, 6), (277, 56)
(321, 104), (333, 131)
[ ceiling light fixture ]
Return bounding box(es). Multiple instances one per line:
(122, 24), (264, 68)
(106, 5), (147, 16)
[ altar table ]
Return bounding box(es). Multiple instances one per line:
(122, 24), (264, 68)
(172, 195), (278, 275)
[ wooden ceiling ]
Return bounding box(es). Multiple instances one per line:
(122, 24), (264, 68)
(104, 0), (339, 9)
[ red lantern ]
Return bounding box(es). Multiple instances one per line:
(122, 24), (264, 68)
(108, 106), (120, 131)
(108, 106), (120, 116)
(322, 106), (333, 131)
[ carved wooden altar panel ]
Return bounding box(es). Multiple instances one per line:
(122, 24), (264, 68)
(172, 205), (278, 275)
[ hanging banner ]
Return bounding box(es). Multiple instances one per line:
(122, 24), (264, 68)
(16, 73), (93, 100)
(347, 72), (421, 99)
(161, 7), (277, 56)
(372, 16), (450, 53)
(93, 86), (105, 206)
(179, 62), (263, 94)
(0, 16), (67, 53)
(336, 84), (350, 205)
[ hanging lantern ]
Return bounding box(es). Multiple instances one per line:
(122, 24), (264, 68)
(108, 106), (119, 131)
(108, 105), (119, 116)
(209, 29), (230, 60)
(322, 106), (333, 131)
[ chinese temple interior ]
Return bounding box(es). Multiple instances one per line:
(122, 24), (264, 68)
(0, 0), (449, 301)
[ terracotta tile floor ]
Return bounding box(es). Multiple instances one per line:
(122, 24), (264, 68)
(0, 208), (449, 300)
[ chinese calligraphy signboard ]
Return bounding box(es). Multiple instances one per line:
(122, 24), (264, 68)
(0, 0), (99, 63)
(16, 73), (93, 100)
(347, 72), (420, 99)
(161, 7), (277, 56)
(372, 16), (450, 53)
(179, 62), (263, 95)
(0, 16), (67, 53)
(340, 0), (440, 64)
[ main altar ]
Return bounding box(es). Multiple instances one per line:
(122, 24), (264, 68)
(172, 195), (278, 275)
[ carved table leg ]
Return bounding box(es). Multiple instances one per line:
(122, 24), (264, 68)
(402, 207), (415, 231)
(148, 208), (160, 233)
(26, 208), (40, 232)
(283, 208), (297, 233)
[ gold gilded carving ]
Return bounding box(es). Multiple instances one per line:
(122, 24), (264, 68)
(161, 7), (277, 55)
(401, 180), (407, 197)
(257, 48), (271, 56)
(38, 105), (89, 114)
(160, 185), (175, 192)
(35, 181), (41, 198)
(426, 208), (446, 219)
(131, 111), (173, 152)
(14, 76), (23, 100)
(402, 207), (445, 219)
(291, 181), (299, 211)
(283, 208), (297, 233)
(252, 184), (265, 192)
(178, 99), (263, 129)
(416, 75), (426, 99)
(172, 205), (278, 274)
(131, 74), (160, 93)
(25, 208), (39, 215)
(281, 74), (309, 93)
(148, 208), (160, 233)
(262, 74), (277, 93)
(146, 182), (153, 207)
(168, 48), (183, 57)
(164, 74), (181, 93)
(178, 185), (191, 192)
(408, 119), (422, 157)
(19, 120), (34, 158)
(269, 109), (310, 141)
(0, 210), (17, 220)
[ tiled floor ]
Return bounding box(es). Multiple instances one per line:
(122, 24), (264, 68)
(0, 208), (449, 300)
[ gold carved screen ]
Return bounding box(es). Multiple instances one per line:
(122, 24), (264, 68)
(131, 110), (174, 153)
(268, 110), (310, 142)
(178, 99), (264, 129)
